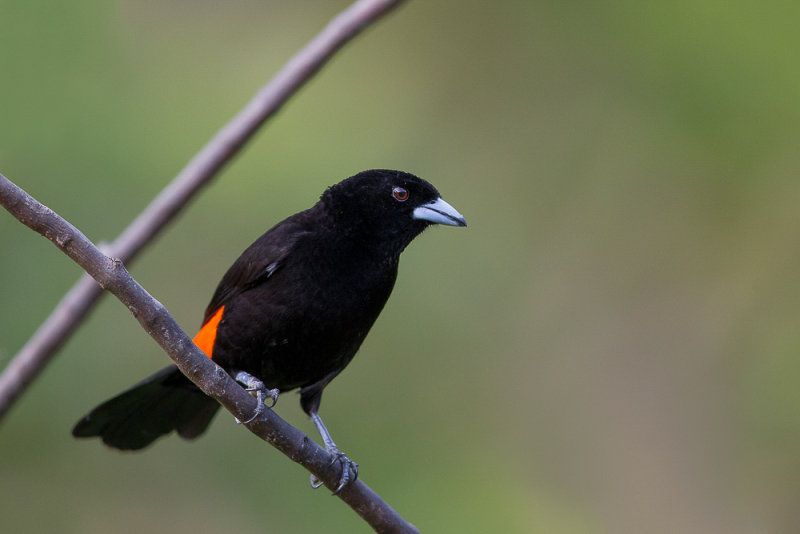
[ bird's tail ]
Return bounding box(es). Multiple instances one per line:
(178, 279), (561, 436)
(72, 365), (221, 451)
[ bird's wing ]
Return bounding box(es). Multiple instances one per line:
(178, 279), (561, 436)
(201, 211), (312, 325)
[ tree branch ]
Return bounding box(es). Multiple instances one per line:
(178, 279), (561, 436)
(0, 172), (420, 533)
(0, 0), (405, 420)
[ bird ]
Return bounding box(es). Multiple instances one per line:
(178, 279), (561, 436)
(72, 169), (466, 492)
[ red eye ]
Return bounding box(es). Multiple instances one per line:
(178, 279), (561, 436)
(392, 186), (409, 202)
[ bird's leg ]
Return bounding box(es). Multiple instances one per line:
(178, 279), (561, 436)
(308, 411), (359, 494)
(233, 370), (280, 424)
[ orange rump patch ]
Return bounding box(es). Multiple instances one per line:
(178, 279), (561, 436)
(193, 306), (224, 358)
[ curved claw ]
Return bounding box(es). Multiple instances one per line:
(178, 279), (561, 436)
(308, 452), (359, 494)
(331, 452), (359, 495)
(233, 370), (279, 424)
(239, 401), (264, 425)
(263, 387), (279, 408)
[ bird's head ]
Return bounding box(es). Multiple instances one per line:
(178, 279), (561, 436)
(321, 169), (466, 252)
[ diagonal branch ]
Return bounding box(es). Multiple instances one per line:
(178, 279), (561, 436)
(0, 171), (420, 534)
(0, 0), (405, 421)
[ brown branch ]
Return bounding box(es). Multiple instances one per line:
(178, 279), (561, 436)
(0, 0), (406, 420)
(0, 172), (420, 533)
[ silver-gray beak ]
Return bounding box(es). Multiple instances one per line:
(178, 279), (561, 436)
(412, 197), (467, 227)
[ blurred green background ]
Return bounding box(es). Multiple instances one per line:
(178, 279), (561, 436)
(2, 1), (800, 532)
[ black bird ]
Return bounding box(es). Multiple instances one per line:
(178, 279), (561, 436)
(73, 169), (466, 492)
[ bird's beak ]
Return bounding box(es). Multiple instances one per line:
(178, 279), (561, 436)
(413, 197), (467, 227)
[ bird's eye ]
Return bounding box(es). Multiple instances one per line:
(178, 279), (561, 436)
(392, 187), (409, 202)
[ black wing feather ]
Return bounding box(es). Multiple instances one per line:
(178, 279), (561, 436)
(202, 210), (312, 323)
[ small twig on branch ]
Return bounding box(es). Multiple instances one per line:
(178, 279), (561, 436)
(0, 172), (420, 533)
(0, 0), (405, 420)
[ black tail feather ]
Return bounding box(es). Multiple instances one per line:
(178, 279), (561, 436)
(72, 366), (221, 451)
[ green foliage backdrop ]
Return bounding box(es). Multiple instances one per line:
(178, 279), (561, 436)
(2, 2), (800, 532)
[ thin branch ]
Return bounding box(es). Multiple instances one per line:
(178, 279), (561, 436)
(0, 0), (405, 420)
(0, 172), (420, 533)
